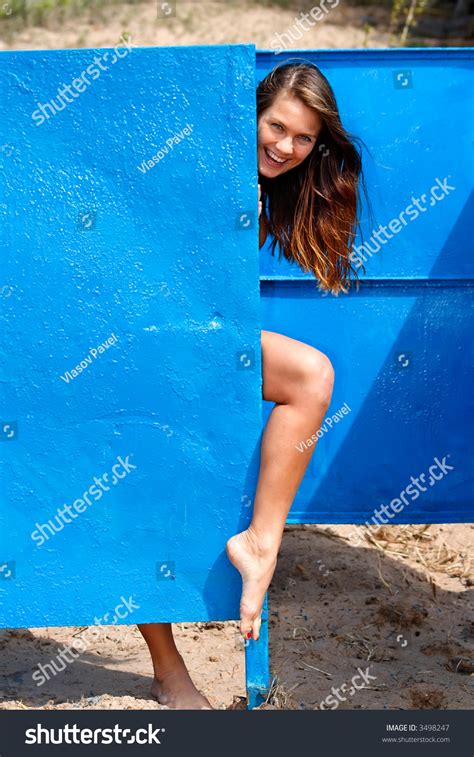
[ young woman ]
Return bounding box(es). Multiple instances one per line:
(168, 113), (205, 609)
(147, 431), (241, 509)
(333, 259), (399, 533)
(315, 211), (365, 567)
(138, 61), (368, 709)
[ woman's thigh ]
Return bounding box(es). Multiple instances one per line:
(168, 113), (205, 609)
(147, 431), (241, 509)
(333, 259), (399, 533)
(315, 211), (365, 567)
(261, 330), (332, 405)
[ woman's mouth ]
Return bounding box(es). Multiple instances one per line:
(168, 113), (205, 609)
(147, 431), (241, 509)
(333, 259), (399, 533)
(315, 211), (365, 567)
(262, 146), (289, 169)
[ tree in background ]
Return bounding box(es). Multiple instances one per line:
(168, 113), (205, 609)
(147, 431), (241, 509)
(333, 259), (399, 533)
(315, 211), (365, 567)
(389, 0), (473, 44)
(390, 0), (430, 44)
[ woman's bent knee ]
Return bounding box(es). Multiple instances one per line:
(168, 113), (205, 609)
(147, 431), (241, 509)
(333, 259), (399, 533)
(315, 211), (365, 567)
(299, 350), (335, 406)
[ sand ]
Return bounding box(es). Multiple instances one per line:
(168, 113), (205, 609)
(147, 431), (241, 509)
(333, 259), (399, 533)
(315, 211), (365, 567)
(0, 0), (458, 52)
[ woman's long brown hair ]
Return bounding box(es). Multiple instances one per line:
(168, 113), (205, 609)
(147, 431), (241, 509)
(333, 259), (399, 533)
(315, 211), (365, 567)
(257, 61), (371, 295)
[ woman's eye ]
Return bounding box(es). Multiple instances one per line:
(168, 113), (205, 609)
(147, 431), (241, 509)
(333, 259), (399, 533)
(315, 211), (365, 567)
(299, 136), (312, 143)
(271, 123), (283, 131)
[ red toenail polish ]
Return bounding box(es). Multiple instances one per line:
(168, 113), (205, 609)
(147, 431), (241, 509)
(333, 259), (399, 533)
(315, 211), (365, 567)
(246, 632), (251, 639)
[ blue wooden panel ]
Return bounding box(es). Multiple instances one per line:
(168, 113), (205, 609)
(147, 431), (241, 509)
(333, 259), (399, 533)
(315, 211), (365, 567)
(261, 279), (473, 524)
(257, 49), (474, 524)
(0, 44), (262, 628)
(245, 594), (270, 709)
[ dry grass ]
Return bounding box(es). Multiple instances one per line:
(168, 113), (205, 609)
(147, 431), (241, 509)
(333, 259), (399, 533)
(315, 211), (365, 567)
(256, 676), (299, 710)
(356, 525), (472, 582)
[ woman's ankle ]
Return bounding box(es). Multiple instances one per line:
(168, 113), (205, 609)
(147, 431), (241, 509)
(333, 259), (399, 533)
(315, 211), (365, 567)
(153, 652), (187, 683)
(244, 524), (281, 557)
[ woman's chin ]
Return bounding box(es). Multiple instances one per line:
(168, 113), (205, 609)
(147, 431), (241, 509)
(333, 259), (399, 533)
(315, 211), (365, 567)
(258, 164), (278, 179)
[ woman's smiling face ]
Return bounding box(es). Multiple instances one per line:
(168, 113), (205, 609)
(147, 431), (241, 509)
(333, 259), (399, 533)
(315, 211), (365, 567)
(258, 91), (322, 178)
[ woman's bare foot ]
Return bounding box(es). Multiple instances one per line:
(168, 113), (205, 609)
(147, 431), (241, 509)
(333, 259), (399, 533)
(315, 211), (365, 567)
(150, 656), (214, 710)
(226, 527), (278, 641)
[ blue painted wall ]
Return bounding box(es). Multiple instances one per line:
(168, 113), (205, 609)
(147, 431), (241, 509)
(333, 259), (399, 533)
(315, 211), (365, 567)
(257, 49), (474, 524)
(0, 44), (262, 628)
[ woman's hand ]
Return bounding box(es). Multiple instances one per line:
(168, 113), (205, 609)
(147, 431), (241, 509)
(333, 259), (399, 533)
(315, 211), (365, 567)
(258, 183), (262, 219)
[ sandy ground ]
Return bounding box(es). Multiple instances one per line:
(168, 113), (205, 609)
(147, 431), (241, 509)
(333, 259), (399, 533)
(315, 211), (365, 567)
(0, 0), (472, 713)
(0, 0), (462, 52)
(1, 523), (472, 710)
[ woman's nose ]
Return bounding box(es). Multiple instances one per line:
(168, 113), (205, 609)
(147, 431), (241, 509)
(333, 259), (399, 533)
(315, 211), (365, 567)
(276, 137), (293, 155)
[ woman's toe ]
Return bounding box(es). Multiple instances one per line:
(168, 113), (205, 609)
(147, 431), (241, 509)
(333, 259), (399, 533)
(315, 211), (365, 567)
(252, 615), (262, 641)
(240, 602), (258, 637)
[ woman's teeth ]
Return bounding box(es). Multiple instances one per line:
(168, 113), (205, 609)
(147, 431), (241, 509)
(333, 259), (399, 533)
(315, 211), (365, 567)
(265, 147), (287, 165)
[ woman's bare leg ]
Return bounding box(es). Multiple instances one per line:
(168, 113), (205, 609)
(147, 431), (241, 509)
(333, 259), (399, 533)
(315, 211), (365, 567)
(226, 330), (335, 640)
(138, 330), (333, 703)
(137, 623), (213, 709)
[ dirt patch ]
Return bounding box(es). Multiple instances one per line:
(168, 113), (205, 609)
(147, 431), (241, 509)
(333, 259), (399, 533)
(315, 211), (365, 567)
(408, 687), (447, 710)
(265, 523), (472, 710)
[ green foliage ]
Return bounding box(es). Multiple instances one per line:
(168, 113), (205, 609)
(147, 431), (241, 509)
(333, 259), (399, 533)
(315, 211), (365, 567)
(389, 0), (430, 45)
(0, 0), (142, 26)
